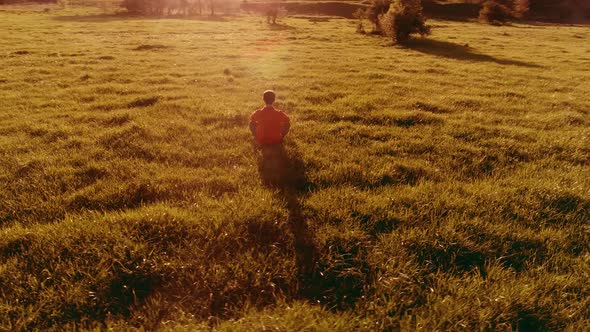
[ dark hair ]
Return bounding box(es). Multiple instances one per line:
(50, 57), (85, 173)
(263, 90), (276, 105)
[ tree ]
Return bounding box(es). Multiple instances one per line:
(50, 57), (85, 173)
(479, 0), (529, 23)
(267, 3), (278, 24)
(121, 0), (145, 14)
(366, 0), (391, 33)
(378, 0), (430, 44)
(353, 8), (367, 33)
(514, 0), (530, 17)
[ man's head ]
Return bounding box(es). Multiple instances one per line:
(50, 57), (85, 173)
(263, 90), (276, 105)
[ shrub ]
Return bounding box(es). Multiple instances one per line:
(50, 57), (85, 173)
(378, 0), (430, 44)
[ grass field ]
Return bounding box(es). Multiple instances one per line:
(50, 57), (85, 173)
(1, 4), (589, 330)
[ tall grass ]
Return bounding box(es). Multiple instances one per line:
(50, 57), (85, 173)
(0, 4), (589, 330)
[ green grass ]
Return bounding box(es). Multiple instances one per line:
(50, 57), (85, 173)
(1, 4), (589, 330)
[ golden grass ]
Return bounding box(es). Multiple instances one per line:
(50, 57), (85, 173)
(0, 4), (589, 330)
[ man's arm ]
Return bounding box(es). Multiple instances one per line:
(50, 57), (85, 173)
(249, 111), (258, 137)
(281, 115), (290, 138)
(249, 121), (257, 136)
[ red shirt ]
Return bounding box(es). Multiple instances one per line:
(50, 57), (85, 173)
(250, 105), (290, 145)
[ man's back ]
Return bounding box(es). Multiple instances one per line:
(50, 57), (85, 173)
(250, 105), (289, 145)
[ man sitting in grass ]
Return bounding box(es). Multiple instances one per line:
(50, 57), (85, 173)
(250, 90), (290, 145)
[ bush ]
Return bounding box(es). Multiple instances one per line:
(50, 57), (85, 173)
(378, 0), (430, 44)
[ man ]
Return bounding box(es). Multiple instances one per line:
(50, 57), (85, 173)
(250, 90), (290, 145)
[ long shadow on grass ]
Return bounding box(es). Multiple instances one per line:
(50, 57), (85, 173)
(255, 142), (318, 282)
(406, 38), (542, 68)
(256, 142), (372, 309)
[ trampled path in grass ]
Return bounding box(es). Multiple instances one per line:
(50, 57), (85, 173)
(0, 5), (589, 330)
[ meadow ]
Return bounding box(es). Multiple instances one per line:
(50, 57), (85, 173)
(0, 3), (589, 330)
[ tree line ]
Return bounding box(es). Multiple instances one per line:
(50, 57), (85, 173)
(120, 0), (238, 15)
